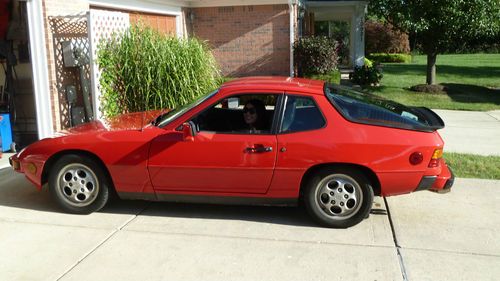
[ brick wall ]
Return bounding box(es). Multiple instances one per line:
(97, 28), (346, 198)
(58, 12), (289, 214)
(42, 0), (89, 131)
(191, 5), (290, 77)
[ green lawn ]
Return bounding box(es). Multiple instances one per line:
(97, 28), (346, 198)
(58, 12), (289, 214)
(444, 152), (500, 179)
(368, 54), (500, 111)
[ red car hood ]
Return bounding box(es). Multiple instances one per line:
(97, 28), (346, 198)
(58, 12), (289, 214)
(56, 110), (167, 135)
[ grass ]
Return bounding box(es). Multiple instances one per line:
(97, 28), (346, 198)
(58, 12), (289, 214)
(444, 152), (500, 179)
(368, 54), (500, 111)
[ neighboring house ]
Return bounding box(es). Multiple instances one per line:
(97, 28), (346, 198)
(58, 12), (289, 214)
(1, 0), (367, 144)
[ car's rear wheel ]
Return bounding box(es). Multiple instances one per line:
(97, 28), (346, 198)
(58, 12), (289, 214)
(48, 154), (110, 214)
(304, 168), (374, 228)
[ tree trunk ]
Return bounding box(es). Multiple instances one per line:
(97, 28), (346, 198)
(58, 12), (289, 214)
(426, 53), (437, 85)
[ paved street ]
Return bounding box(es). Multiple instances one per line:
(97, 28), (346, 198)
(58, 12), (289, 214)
(0, 166), (498, 281)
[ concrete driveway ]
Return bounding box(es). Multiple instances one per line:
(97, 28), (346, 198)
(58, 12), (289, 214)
(0, 166), (498, 281)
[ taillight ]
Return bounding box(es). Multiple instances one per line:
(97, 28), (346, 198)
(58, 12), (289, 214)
(428, 149), (443, 168)
(409, 152), (423, 165)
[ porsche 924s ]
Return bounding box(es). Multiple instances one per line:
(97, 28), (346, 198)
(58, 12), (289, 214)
(10, 77), (454, 228)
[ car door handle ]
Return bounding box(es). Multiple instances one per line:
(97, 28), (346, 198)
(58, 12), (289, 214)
(245, 146), (273, 153)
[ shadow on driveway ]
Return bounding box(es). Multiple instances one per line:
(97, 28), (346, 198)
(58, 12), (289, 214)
(0, 167), (322, 228)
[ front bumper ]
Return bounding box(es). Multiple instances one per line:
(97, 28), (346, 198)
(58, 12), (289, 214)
(9, 154), (21, 171)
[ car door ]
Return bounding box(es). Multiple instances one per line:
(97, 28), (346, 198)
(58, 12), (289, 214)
(148, 93), (280, 194)
(270, 94), (328, 193)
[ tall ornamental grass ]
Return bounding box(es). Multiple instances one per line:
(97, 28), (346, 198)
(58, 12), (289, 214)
(97, 24), (220, 117)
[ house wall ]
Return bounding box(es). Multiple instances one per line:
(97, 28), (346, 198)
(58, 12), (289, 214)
(34, 1), (294, 134)
(191, 4), (290, 77)
(42, 0), (181, 131)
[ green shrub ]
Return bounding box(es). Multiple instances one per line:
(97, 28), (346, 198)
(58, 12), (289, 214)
(352, 64), (383, 86)
(368, 53), (412, 63)
(307, 70), (341, 84)
(293, 36), (339, 76)
(364, 57), (374, 68)
(97, 24), (220, 117)
(365, 20), (410, 54)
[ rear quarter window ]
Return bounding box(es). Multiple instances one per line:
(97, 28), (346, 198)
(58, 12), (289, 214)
(325, 85), (432, 130)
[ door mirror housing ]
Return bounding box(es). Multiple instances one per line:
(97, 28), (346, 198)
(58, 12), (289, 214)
(182, 121), (196, 142)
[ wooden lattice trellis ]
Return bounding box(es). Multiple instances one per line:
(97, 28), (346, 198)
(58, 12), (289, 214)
(88, 9), (130, 120)
(49, 15), (91, 129)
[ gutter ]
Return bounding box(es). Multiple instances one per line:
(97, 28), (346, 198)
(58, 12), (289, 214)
(288, 0), (296, 77)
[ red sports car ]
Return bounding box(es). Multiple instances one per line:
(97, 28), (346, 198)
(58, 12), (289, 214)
(10, 77), (453, 228)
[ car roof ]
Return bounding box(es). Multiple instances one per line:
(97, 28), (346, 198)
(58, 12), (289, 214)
(220, 76), (326, 95)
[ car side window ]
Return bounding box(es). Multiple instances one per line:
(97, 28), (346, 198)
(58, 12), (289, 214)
(280, 96), (325, 133)
(191, 94), (277, 134)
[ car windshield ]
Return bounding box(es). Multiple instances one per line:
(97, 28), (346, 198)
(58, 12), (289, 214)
(154, 89), (219, 127)
(325, 84), (429, 128)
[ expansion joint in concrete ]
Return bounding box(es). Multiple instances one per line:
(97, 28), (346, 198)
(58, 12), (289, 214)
(384, 197), (409, 281)
(55, 203), (150, 280)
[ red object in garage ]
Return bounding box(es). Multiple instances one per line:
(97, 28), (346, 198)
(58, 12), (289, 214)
(0, 0), (10, 40)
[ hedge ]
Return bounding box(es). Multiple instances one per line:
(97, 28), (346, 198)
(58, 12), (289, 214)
(307, 70), (341, 84)
(367, 53), (412, 63)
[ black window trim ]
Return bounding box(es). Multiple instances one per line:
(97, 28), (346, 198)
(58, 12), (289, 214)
(159, 89), (219, 128)
(189, 92), (284, 136)
(277, 93), (327, 135)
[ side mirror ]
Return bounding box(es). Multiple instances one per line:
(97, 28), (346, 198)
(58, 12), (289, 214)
(182, 122), (196, 142)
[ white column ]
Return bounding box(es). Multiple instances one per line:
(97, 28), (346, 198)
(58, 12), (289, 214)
(289, 1), (296, 77)
(26, 0), (54, 139)
(352, 3), (366, 67)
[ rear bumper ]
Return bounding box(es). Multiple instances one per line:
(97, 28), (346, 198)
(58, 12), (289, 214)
(431, 164), (454, 194)
(414, 161), (454, 193)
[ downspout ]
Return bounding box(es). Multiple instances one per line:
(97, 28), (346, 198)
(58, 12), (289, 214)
(288, 0), (296, 77)
(26, 0), (54, 139)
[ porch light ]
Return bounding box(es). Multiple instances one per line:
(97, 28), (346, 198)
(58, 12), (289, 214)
(298, 8), (306, 18)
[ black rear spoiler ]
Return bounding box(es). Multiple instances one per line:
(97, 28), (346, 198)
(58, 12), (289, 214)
(412, 107), (445, 130)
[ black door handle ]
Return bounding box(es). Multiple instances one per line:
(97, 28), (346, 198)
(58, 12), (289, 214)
(245, 146), (273, 153)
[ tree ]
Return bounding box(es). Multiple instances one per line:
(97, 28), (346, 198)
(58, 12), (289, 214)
(369, 0), (500, 85)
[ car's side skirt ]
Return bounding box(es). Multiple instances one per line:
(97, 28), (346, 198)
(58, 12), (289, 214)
(118, 192), (298, 206)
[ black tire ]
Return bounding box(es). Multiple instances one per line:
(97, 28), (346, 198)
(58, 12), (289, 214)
(48, 154), (110, 214)
(304, 167), (374, 228)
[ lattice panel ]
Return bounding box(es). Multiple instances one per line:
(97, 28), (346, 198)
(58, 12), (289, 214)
(49, 15), (92, 129)
(88, 9), (130, 120)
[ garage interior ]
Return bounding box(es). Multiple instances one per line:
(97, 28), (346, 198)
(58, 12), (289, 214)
(0, 0), (37, 152)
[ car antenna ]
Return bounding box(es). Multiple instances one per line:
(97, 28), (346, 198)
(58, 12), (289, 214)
(141, 111), (145, 132)
(140, 89), (145, 132)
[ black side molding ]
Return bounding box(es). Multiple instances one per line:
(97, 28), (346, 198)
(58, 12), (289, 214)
(118, 192), (298, 207)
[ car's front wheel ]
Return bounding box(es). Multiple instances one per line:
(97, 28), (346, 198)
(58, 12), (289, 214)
(304, 168), (374, 228)
(48, 154), (110, 214)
